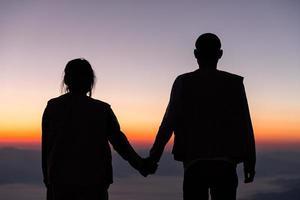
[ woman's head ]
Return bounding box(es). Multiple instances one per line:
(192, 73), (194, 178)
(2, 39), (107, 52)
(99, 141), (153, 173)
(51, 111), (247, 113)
(63, 58), (95, 96)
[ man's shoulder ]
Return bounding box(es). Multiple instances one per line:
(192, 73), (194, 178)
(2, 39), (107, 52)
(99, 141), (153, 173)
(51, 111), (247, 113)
(175, 69), (244, 81)
(217, 70), (244, 82)
(175, 70), (199, 81)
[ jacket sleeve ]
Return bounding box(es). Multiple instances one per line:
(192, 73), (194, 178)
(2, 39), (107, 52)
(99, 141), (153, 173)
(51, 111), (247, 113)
(240, 83), (256, 170)
(107, 107), (141, 169)
(149, 76), (183, 163)
(41, 102), (50, 185)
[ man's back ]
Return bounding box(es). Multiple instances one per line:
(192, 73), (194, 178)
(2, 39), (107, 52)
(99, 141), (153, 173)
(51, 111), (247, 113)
(149, 33), (255, 200)
(174, 69), (253, 163)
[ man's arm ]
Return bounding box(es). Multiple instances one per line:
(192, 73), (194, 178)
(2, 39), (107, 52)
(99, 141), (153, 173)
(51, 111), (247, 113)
(149, 77), (183, 163)
(240, 83), (256, 183)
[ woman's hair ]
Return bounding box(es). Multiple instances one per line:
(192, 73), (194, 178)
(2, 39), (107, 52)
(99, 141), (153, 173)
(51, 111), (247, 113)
(62, 58), (95, 97)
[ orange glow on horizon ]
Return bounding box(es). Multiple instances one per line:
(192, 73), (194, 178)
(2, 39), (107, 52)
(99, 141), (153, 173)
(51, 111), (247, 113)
(1, 114), (299, 149)
(1, 129), (300, 148)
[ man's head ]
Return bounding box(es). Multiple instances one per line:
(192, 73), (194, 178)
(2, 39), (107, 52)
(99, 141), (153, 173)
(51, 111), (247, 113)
(194, 33), (223, 69)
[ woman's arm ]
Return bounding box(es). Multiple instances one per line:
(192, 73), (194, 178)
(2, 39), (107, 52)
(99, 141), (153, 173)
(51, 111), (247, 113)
(41, 103), (50, 187)
(106, 107), (145, 172)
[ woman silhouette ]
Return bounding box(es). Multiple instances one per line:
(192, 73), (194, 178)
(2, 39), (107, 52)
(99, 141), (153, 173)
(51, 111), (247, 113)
(42, 58), (145, 200)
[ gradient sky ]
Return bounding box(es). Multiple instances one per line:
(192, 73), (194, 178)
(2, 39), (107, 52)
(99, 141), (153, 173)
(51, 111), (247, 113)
(1, 0), (300, 147)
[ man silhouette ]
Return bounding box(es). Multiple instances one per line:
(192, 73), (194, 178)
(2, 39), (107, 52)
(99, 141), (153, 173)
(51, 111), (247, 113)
(147, 33), (256, 200)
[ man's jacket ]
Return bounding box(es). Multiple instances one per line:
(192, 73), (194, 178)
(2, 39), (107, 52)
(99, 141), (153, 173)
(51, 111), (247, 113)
(150, 69), (256, 166)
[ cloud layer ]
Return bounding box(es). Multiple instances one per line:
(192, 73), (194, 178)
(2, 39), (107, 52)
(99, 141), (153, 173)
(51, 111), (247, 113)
(0, 147), (300, 200)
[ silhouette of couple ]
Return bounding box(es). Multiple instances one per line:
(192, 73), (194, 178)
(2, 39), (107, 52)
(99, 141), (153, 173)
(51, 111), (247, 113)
(42, 33), (256, 200)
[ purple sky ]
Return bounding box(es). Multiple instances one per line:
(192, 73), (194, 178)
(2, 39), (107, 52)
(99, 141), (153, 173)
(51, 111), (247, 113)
(1, 1), (300, 144)
(1, 2), (300, 199)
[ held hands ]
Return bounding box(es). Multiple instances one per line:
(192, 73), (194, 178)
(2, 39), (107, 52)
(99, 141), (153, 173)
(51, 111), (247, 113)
(138, 157), (158, 177)
(129, 155), (158, 177)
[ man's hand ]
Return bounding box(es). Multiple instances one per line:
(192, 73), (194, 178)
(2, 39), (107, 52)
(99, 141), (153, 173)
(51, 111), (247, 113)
(243, 161), (255, 183)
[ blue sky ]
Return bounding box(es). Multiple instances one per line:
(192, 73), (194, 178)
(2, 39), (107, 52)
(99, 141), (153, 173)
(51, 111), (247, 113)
(1, 0), (300, 144)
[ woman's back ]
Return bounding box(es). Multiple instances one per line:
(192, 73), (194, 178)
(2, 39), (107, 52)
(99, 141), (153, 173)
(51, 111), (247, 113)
(42, 59), (145, 200)
(43, 93), (113, 185)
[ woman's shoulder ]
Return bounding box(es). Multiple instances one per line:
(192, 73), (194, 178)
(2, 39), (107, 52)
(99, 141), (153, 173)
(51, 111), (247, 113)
(89, 97), (111, 108)
(46, 94), (112, 111)
(47, 93), (70, 105)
